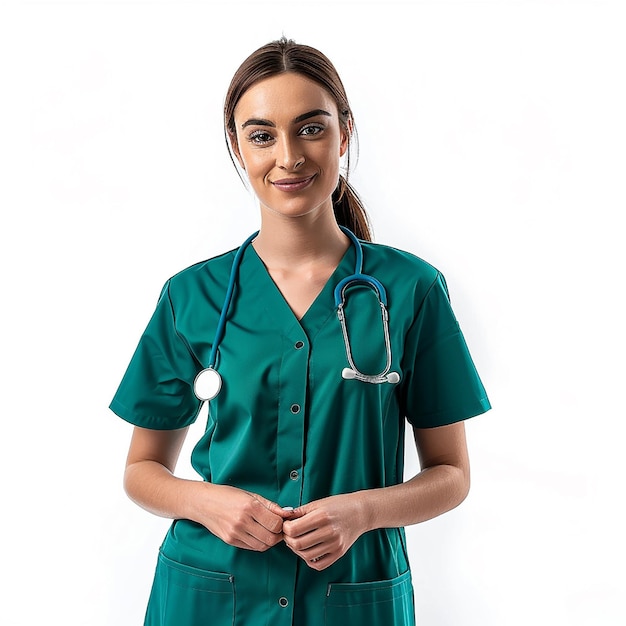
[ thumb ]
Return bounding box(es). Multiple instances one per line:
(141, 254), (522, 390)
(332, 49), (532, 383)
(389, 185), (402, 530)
(249, 493), (285, 516)
(277, 505), (303, 519)
(284, 502), (313, 520)
(292, 503), (309, 516)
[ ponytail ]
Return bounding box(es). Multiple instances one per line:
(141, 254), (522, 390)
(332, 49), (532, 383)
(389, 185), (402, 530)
(333, 175), (373, 242)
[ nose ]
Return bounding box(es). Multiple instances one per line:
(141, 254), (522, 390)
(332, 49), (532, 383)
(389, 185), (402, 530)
(276, 135), (304, 170)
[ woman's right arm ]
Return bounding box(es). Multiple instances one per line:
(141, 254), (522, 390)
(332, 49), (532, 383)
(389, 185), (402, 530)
(123, 426), (286, 551)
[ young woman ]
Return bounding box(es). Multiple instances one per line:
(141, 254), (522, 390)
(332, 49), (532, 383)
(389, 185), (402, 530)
(110, 38), (491, 626)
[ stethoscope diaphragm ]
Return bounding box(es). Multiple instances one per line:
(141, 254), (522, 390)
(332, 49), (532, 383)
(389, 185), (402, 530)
(193, 367), (222, 402)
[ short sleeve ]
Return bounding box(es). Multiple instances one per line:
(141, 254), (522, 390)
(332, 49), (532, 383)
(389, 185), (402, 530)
(400, 272), (491, 428)
(109, 281), (202, 430)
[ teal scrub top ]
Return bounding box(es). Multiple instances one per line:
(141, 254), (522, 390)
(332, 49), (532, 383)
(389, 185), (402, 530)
(110, 238), (491, 626)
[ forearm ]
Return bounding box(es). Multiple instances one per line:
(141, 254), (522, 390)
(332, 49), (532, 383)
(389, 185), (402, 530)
(281, 462), (470, 571)
(360, 463), (470, 532)
(124, 459), (287, 551)
(124, 459), (208, 523)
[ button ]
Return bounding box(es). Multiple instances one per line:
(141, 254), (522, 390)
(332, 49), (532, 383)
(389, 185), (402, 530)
(289, 470), (299, 481)
(290, 404), (300, 414)
(294, 340), (304, 349)
(278, 596), (289, 608)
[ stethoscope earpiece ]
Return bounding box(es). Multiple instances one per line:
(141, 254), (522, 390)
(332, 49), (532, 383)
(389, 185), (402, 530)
(342, 368), (357, 380)
(386, 372), (400, 384)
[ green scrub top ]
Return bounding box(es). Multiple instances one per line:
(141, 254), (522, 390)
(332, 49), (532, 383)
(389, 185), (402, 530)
(110, 238), (491, 626)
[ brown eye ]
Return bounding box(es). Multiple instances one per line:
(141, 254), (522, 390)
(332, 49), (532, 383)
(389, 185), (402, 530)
(299, 124), (324, 137)
(249, 131), (274, 145)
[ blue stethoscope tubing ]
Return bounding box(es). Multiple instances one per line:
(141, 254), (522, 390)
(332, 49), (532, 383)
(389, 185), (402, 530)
(193, 226), (400, 402)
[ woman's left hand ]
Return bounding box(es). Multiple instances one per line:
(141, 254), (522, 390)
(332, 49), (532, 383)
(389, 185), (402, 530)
(281, 493), (369, 571)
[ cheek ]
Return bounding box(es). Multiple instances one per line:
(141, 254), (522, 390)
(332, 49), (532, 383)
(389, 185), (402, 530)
(312, 141), (341, 172)
(238, 148), (268, 180)
(321, 149), (342, 180)
(246, 158), (271, 184)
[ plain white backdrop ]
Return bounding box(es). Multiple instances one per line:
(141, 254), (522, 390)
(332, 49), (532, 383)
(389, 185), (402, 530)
(1, 1), (624, 624)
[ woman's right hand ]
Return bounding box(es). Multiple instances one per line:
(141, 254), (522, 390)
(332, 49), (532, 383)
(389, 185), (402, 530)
(124, 426), (287, 552)
(187, 483), (287, 551)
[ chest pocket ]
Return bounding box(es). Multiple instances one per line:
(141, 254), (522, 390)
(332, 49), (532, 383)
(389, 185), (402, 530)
(324, 569), (415, 626)
(145, 551), (235, 626)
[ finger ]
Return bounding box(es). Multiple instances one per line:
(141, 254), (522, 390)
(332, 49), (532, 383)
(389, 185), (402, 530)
(223, 496), (285, 548)
(288, 542), (327, 563)
(249, 498), (285, 534)
(283, 512), (325, 538)
(232, 536), (268, 551)
(279, 506), (299, 519)
(284, 523), (340, 557)
(224, 529), (275, 552)
(286, 544), (335, 570)
(284, 532), (322, 554)
(251, 516), (287, 547)
(306, 552), (338, 571)
(245, 526), (283, 550)
(285, 505), (306, 518)
(305, 553), (330, 568)
(261, 498), (293, 518)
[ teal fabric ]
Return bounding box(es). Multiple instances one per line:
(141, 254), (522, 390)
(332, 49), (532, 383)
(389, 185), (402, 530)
(110, 239), (491, 626)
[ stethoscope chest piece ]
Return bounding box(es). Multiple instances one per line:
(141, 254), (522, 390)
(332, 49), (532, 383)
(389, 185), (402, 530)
(193, 367), (222, 401)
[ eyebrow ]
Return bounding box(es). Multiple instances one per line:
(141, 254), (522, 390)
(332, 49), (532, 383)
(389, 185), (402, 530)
(241, 109), (332, 129)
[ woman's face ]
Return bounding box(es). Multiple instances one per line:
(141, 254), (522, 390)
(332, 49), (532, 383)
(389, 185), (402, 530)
(231, 72), (349, 221)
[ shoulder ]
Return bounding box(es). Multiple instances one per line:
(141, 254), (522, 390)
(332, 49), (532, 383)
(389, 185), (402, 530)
(361, 240), (441, 284)
(165, 248), (238, 296)
(359, 240), (452, 315)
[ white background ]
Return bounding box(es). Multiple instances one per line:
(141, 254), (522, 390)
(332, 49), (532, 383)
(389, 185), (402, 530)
(1, 1), (624, 624)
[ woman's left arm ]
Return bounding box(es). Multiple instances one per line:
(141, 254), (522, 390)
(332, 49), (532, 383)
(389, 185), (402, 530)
(367, 421), (470, 528)
(282, 422), (470, 570)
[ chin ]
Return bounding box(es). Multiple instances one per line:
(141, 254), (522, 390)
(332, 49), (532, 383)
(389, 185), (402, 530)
(261, 196), (331, 220)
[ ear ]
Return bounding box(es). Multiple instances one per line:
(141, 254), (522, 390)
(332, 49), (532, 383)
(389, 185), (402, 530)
(229, 131), (246, 170)
(339, 117), (353, 157)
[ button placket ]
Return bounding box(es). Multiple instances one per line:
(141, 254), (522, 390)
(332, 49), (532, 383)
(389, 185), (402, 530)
(277, 332), (308, 507)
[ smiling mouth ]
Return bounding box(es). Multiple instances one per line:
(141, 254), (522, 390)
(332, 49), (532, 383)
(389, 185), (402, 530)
(271, 175), (316, 192)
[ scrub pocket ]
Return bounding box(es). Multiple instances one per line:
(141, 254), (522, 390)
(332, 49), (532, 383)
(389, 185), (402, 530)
(144, 551), (235, 626)
(324, 569), (415, 626)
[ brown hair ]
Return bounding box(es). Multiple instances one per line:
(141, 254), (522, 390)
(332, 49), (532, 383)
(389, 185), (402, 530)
(224, 37), (372, 241)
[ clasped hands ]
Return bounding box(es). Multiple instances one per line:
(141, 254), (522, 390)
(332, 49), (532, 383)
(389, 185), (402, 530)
(207, 486), (366, 571)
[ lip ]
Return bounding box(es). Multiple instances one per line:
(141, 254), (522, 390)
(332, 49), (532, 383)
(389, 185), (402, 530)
(271, 174), (316, 192)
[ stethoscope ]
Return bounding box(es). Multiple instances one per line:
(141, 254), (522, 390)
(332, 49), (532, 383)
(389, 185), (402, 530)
(193, 227), (400, 402)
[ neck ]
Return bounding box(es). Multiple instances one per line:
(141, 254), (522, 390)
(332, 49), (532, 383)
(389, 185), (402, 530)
(253, 207), (349, 269)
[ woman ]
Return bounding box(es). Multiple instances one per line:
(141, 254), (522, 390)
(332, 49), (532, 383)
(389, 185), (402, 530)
(110, 38), (491, 626)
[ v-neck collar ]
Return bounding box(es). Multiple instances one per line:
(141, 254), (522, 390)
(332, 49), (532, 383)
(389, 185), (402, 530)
(243, 241), (356, 339)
